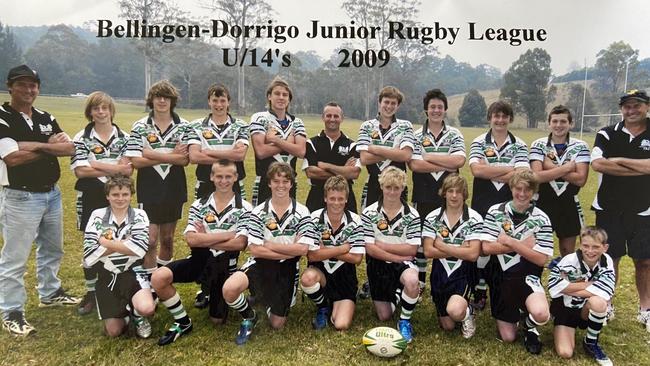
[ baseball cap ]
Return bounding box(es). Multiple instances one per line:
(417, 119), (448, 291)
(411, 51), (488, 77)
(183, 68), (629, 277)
(619, 89), (649, 105)
(7, 65), (40, 84)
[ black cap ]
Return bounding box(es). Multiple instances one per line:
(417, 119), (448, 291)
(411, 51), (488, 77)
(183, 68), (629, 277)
(619, 89), (649, 106)
(7, 64), (40, 84)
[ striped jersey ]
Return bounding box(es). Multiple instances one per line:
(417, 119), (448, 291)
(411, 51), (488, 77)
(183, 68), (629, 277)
(249, 110), (306, 176)
(83, 207), (149, 274)
(183, 193), (253, 258)
(310, 208), (365, 274)
(356, 116), (416, 175)
(71, 123), (130, 188)
(422, 205), (483, 277)
(529, 134), (590, 197)
(481, 201), (553, 275)
(362, 200), (421, 262)
(548, 250), (615, 309)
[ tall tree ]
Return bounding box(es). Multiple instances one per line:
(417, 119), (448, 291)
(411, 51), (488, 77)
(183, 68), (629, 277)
(459, 89), (487, 127)
(198, 0), (275, 113)
(500, 48), (552, 128)
(593, 41), (638, 111)
(0, 21), (23, 83)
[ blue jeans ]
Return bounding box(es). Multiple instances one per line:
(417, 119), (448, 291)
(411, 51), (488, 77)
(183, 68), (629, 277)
(0, 187), (64, 317)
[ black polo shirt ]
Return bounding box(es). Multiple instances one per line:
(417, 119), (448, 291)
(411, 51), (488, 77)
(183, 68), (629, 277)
(304, 130), (358, 213)
(592, 120), (650, 214)
(0, 102), (63, 189)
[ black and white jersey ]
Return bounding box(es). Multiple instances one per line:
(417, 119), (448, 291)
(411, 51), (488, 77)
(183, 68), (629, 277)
(310, 208), (365, 274)
(125, 112), (188, 204)
(249, 110), (306, 176)
(481, 201), (553, 276)
(422, 205), (483, 277)
(183, 193), (253, 258)
(411, 122), (465, 205)
(83, 207), (149, 274)
(356, 116), (416, 176)
(548, 250), (615, 309)
(361, 200), (421, 262)
(529, 134), (590, 198)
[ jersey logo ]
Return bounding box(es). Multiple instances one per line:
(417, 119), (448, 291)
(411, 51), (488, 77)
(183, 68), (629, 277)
(641, 139), (650, 151)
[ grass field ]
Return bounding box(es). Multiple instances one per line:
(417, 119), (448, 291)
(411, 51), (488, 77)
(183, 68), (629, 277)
(0, 94), (648, 366)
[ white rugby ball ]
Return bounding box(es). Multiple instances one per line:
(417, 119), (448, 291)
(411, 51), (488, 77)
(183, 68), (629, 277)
(362, 326), (407, 358)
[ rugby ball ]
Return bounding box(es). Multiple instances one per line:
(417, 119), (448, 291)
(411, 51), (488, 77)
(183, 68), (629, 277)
(362, 326), (407, 358)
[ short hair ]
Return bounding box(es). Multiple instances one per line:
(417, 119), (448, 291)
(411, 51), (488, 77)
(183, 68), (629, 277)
(322, 101), (344, 117)
(104, 174), (135, 196)
(324, 175), (349, 197)
(423, 89), (448, 111)
(508, 167), (539, 193)
(207, 84), (231, 101)
(548, 105), (573, 123)
(84, 91), (116, 122)
(211, 159), (237, 173)
(266, 76), (293, 110)
(146, 80), (180, 111)
(487, 100), (514, 121)
(438, 173), (469, 201)
(378, 86), (404, 105)
(580, 225), (608, 245)
(266, 161), (295, 182)
(378, 166), (407, 189)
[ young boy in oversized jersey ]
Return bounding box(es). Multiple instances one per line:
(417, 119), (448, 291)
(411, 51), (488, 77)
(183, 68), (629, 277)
(422, 174), (482, 339)
(125, 80), (189, 282)
(469, 101), (529, 310)
(481, 168), (553, 354)
(249, 77), (306, 206)
(186, 84), (249, 309)
(151, 160), (252, 346)
(548, 226), (615, 366)
(72, 92), (132, 315)
(362, 166), (421, 343)
(300, 175), (364, 331)
(83, 175), (155, 338)
(530, 105), (590, 266)
(222, 162), (318, 345)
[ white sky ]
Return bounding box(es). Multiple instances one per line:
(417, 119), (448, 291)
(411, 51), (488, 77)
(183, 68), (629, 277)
(3, 0), (649, 74)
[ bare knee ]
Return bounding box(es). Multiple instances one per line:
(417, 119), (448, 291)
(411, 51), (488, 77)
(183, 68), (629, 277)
(587, 296), (607, 313)
(269, 316), (286, 329)
(300, 270), (319, 288)
(151, 268), (172, 291)
(556, 346), (574, 359)
(446, 304), (465, 321)
(104, 322), (125, 338)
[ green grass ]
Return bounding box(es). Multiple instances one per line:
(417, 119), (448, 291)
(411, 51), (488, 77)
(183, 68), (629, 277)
(0, 94), (648, 366)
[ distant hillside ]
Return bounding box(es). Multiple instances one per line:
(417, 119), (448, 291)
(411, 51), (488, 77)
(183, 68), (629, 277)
(10, 25), (96, 51)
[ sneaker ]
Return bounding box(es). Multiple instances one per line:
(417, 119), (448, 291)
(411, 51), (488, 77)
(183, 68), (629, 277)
(312, 307), (330, 330)
(471, 289), (487, 312)
(235, 312), (258, 345)
(158, 321), (193, 346)
(637, 309), (650, 329)
(2, 311), (35, 336)
(397, 319), (413, 343)
(461, 312), (476, 339)
(39, 288), (81, 307)
(547, 256), (562, 270)
(77, 291), (95, 316)
(523, 329), (542, 355)
(357, 281), (370, 300)
(583, 339), (613, 366)
(194, 290), (209, 309)
(133, 316), (152, 339)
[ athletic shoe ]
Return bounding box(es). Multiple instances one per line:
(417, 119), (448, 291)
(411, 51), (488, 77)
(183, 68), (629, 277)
(637, 309), (650, 330)
(133, 316), (152, 339)
(2, 311), (35, 336)
(158, 321), (193, 346)
(583, 339), (613, 366)
(194, 290), (209, 309)
(235, 312), (258, 345)
(77, 291), (95, 316)
(312, 307), (330, 330)
(397, 319), (413, 343)
(547, 256), (562, 269)
(461, 312), (476, 339)
(523, 329), (542, 355)
(471, 289), (487, 311)
(39, 288), (81, 307)
(357, 281), (370, 300)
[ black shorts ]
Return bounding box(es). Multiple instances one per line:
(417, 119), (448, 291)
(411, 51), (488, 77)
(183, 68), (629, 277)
(140, 201), (184, 224)
(366, 257), (415, 303)
(310, 261), (358, 303)
(487, 271), (545, 323)
(167, 250), (231, 319)
(595, 210), (650, 259)
(76, 188), (108, 231)
(550, 298), (588, 329)
(535, 193), (583, 239)
(430, 262), (476, 317)
(414, 202), (441, 223)
(241, 257), (299, 317)
(96, 268), (148, 320)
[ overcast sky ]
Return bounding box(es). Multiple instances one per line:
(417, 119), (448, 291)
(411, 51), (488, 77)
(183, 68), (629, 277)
(3, 0), (649, 74)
